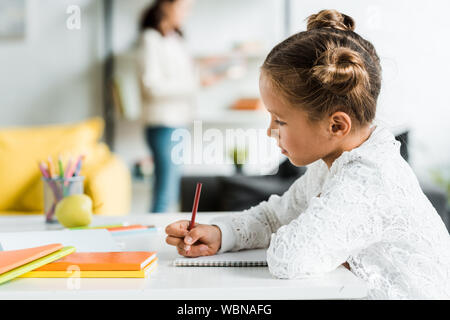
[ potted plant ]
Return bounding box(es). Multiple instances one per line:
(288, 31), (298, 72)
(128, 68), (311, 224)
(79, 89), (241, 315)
(229, 146), (248, 175)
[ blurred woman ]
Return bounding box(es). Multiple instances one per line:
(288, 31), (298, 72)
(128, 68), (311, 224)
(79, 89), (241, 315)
(138, 0), (196, 213)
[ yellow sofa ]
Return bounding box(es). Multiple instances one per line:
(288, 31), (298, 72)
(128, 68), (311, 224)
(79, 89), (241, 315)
(0, 118), (131, 216)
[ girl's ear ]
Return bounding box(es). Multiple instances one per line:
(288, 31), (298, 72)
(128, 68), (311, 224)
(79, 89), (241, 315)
(328, 111), (352, 137)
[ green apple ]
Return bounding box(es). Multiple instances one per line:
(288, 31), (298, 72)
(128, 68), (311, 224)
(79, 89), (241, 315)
(55, 194), (93, 228)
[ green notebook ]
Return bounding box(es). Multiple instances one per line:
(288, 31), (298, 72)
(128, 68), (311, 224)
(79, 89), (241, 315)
(0, 246), (76, 285)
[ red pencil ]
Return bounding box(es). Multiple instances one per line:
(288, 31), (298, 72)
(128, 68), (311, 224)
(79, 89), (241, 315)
(188, 182), (202, 231)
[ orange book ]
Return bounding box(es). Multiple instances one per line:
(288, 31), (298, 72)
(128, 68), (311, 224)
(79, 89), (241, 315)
(34, 251), (157, 271)
(0, 243), (63, 274)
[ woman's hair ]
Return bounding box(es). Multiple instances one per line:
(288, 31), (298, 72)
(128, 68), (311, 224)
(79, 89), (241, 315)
(140, 0), (183, 36)
(261, 9), (382, 127)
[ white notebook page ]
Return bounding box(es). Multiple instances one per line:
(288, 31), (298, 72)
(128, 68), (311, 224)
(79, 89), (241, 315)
(173, 249), (267, 267)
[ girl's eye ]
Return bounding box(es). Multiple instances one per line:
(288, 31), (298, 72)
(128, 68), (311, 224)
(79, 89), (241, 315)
(275, 120), (286, 126)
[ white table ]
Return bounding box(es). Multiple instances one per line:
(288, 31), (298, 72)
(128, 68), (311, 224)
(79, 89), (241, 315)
(0, 213), (367, 300)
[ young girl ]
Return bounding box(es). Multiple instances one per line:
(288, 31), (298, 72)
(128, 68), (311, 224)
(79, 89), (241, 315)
(165, 9), (450, 299)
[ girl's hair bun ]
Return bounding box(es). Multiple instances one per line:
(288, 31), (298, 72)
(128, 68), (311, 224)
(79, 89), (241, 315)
(262, 9), (381, 125)
(307, 9), (355, 32)
(311, 46), (369, 96)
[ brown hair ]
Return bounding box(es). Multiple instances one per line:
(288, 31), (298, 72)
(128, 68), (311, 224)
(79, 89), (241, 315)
(140, 0), (183, 37)
(261, 9), (382, 126)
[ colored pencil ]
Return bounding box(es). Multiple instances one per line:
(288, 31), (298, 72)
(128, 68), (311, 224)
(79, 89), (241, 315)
(64, 157), (73, 180)
(38, 162), (50, 179)
(64, 158), (79, 187)
(38, 162), (61, 201)
(74, 155), (84, 176)
(47, 156), (56, 178)
(58, 155), (64, 179)
(188, 182), (202, 231)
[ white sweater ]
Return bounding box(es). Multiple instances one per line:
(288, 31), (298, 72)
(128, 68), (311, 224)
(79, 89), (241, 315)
(138, 29), (198, 127)
(210, 126), (450, 299)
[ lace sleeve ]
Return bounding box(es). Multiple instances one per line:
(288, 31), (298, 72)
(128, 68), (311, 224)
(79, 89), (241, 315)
(266, 165), (384, 279)
(210, 165), (317, 253)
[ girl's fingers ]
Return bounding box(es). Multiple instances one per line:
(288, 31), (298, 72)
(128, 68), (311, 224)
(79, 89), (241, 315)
(176, 241), (191, 256)
(184, 225), (205, 245)
(188, 244), (210, 257)
(180, 244), (210, 257)
(165, 236), (183, 247)
(166, 223), (213, 257)
(165, 220), (200, 237)
(165, 220), (190, 237)
(166, 232), (208, 254)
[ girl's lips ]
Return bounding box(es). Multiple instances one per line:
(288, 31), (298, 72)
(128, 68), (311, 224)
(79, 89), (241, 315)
(279, 146), (288, 155)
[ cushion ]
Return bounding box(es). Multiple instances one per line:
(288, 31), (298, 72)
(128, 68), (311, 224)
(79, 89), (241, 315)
(85, 154), (132, 215)
(0, 118), (105, 212)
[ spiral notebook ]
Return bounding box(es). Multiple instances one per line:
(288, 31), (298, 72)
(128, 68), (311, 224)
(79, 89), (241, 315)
(173, 249), (267, 267)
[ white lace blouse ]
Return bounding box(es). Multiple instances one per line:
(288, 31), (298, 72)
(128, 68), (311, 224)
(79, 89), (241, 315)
(210, 126), (450, 299)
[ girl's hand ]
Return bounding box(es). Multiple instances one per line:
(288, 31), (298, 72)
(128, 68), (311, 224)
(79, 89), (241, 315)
(165, 220), (222, 257)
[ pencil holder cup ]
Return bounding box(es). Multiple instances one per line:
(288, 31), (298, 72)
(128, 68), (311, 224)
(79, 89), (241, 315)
(42, 176), (84, 224)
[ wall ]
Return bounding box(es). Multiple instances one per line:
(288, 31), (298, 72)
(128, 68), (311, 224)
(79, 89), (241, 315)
(0, 0), (103, 127)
